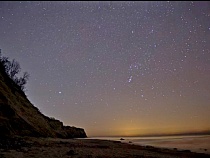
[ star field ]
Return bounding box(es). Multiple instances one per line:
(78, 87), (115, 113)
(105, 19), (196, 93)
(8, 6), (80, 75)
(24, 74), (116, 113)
(0, 1), (210, 136)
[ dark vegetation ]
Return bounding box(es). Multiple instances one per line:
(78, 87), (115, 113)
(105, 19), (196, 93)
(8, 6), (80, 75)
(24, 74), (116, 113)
(0, 49), (29, 92)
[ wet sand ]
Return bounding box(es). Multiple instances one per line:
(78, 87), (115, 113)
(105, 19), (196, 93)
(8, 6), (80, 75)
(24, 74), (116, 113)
(119, 135), (210, 155)
(134, 135), (210, 155)
(0, 136), (209, 158)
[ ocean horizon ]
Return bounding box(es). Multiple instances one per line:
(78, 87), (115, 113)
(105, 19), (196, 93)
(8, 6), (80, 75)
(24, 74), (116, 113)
(86, 135), (210, 154)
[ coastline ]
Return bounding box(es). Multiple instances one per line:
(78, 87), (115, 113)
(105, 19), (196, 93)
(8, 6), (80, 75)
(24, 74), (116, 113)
(88, 135), (210, 155)
(0, 136), (210, 158)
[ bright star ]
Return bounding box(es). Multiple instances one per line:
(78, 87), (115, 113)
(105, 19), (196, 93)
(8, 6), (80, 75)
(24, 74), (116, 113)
(128, 76), (132, 83)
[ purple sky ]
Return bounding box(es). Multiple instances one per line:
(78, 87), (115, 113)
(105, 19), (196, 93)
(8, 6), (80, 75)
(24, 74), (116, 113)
(0, 1), (210, 136)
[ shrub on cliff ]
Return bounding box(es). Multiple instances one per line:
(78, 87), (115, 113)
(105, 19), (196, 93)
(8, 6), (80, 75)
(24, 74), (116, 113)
(0, 49), (29, 91)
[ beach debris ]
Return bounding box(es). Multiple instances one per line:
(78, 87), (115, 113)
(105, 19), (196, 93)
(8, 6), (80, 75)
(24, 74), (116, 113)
(120, 138), (125, 140)
(129, 141), (132, 143)
(67, 149), (77, 155)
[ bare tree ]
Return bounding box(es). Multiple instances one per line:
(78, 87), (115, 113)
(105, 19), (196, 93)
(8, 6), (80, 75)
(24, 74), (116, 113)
(9, 59), (21, 79)
(0, 50), (30, 91)
(14, 72), (30, 90)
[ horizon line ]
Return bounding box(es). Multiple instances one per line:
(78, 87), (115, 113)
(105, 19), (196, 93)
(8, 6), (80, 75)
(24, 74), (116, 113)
(88, 131), (210, 138)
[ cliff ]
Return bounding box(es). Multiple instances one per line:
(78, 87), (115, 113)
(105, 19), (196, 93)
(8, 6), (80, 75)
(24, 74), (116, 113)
(0, 61), (87, 138)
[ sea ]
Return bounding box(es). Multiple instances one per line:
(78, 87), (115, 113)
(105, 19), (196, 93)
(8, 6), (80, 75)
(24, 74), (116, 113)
(86, 135), (210, 154)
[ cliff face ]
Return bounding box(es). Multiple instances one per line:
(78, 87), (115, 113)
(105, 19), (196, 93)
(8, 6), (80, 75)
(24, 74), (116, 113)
(0, 63), (87, 138)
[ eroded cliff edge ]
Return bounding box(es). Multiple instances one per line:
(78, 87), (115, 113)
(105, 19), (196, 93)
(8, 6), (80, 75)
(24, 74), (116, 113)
(0, 62), (87, 138)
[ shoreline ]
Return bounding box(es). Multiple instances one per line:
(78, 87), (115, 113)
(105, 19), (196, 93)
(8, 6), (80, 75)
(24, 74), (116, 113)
(87, 135), (210, 155)
(0, 136), (210, 158)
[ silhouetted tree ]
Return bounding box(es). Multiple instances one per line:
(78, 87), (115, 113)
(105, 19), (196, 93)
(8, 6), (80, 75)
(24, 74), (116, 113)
(0, 50), (29, 91)
(7, 59), (21, 79)
(14, 72), (30, 90)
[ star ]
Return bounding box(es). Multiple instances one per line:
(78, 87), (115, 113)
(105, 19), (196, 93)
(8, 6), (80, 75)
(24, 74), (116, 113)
(128, 76), (132, 83)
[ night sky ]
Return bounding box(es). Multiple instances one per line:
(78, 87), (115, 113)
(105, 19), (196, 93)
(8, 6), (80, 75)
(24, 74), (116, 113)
(0, 1), (210, 137)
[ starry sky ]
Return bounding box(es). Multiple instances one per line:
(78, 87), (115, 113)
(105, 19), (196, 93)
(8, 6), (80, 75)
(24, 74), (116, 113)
(0, 1), (210, 137)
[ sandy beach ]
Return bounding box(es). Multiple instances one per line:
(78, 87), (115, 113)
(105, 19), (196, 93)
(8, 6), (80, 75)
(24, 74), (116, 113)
(0, 136), (209, 158)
